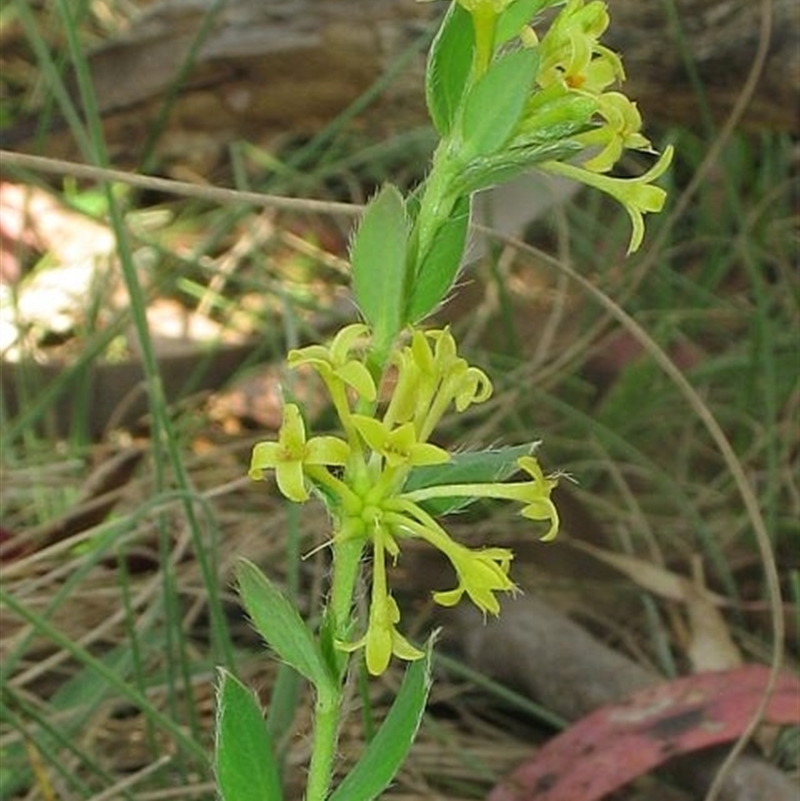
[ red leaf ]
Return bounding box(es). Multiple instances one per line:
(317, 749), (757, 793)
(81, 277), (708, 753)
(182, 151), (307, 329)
(489, 665), (800, 801)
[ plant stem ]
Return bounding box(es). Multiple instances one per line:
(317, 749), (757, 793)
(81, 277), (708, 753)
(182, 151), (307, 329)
(304, 535), (364, 800)
(305, 687), (343, 801)
(328, 538), (366, 654)
(414, 142), (459, 265)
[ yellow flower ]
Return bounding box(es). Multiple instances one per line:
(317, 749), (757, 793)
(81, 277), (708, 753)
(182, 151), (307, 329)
(431, 544), (517, 615)
(351, 415), (451, 468)
(512, 455), (560, 540)
(382, 343), (424, 428)
(576, 92), (653, 173)
(383, 328), (492, 440)
(536, 0), (613, 90)
(451, 359), (493, 412)
(288, 323), (376, 402)
(337, 528), (424, 675)
(399, 454), (560, 541)
(541, 145), (674, 253)
(344, 591), (424, 676)
(384, 501), (519, 615)
(249, 404), (350, 503)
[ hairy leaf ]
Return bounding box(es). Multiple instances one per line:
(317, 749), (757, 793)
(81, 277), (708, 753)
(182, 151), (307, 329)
(328, 642), (433, 801)
(351, 184), (409, 359)
(496, 0), (555, 45)
(461, 47), (539, 159)
(236, 559), (334, 695)
(215, 669), (284, 801)
(426, 2), (474, 136)
(407, 194), (471, 323)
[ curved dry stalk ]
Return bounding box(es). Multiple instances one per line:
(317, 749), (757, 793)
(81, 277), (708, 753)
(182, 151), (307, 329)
(479, 223), (785, 801)
(0, 149), (363, 217)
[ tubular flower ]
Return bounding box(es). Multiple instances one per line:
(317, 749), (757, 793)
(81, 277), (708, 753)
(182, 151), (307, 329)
(350, 415), (450, 469)
(401, 328), (450, 430)
(288, 323), (377, 403)
(513, 0), (662, 186)
(385, 328), (493, 440)
(541, 145), (674, 253)
(383, 500), (519, 616)
(337, 528), (424, 675)
(447, 358), (493, 413)
(575, 92), (653, 173)
(535, 0), (613, 91)
(431, 544), (517, 615)
(381, 343), (424, 428)
(398, 454), (560, 541)
(512, 456), (560, 540)
(249, 404), (350, 503)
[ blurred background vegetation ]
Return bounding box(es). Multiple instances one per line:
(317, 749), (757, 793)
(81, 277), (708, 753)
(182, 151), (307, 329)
(0, 0), (797, 799)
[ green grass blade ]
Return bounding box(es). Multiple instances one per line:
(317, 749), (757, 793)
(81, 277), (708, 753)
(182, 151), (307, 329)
(0, 587), (208, 765)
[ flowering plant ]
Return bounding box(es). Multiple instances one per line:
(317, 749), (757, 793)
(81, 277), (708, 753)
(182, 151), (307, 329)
(214, 2), (670, 799)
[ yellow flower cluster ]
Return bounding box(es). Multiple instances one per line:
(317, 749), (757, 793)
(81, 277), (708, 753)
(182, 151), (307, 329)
(516, 0), (674, 251)
(249, 325), (559, 674)
(421, 0), (672, 253)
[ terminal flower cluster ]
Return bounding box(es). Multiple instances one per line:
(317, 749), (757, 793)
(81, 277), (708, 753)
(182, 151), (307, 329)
(419, 0), (673, 253)
(525, 0), (674, 251)
(249, 324), (559, 675)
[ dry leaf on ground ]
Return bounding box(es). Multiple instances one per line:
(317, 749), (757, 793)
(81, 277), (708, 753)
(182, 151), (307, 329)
(488, 665), (800, 801)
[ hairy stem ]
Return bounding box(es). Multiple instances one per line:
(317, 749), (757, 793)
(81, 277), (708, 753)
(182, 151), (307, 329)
(305, 535), (364, 800)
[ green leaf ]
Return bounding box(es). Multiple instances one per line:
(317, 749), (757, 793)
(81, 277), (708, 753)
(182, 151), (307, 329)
(351, 184), (410, 358)
(452, 139), (582, 196)
(407, 194), (471, 323)
(404, 444), (538, 515)
(328, 641), (433, 801)
(236, 559), (334, 695)
(215, 669), (284, 801)
(461, 46), (539, 159)
(496, 0), (554, 45)
(513, 94), (597, 144)
(425, 1), (474, 136)
(265, 662), (301, 743)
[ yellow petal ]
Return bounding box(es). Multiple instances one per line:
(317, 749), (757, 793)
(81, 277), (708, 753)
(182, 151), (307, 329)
(409, 441), (451, 466)
(431, 587), (464, 607)
(304, 436), (350, 466)
(351, 414), (388, 453)
(335, 361), (377, 401)
(280, 405), (308, 453)
(275, 460), (308, 503)
(248, 441), (281, 479)
(365, 624), (393, 676)
(391, 630), (425, 662)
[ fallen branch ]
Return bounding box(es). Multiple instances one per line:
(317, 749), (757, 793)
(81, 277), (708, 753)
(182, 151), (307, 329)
(445, 596), (796, 801)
